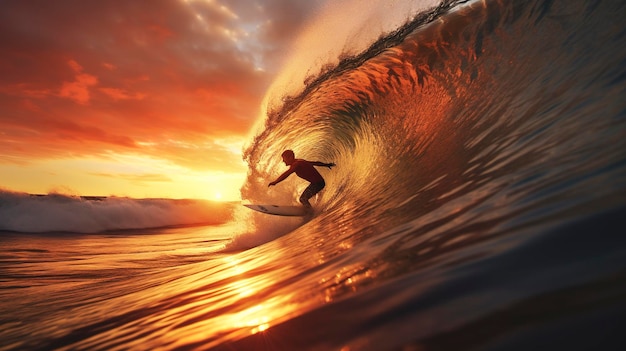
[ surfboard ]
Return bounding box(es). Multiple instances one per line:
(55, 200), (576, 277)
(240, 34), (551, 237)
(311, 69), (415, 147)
(244, 204), (309, 216)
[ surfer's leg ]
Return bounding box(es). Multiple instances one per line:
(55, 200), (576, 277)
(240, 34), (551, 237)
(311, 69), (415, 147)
(299, 186), (313, 207)
(299, 181), (325, 208)
(299, 196), (312, 208)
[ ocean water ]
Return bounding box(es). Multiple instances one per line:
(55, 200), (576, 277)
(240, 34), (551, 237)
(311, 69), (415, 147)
(2, 0), (626, 350)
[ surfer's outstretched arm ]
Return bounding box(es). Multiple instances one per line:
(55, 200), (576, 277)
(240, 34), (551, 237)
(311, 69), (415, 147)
(268, 169), (294, 187)
(311, 161), (336, 169)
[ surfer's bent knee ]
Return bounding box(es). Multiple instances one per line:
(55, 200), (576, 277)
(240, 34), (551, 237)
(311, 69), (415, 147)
(300, 181), (325, 205)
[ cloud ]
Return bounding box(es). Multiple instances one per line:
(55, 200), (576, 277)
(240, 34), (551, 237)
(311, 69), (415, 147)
(99, 87), (146, 101)
(0, 0), (327, 172)
(58, 60), (99, 104)
(90, 172), (173, 183)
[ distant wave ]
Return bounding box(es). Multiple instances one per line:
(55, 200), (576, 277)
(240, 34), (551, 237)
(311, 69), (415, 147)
(0, 190), (234, 233)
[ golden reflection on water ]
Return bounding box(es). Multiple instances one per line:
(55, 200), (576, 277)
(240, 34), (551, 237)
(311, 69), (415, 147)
(161, 243), (307, 349)
(0, 221), (320, 350)
(228, 296), (294, 335)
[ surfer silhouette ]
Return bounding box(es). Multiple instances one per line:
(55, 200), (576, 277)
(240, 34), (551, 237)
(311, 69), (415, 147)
(268, 150), (335, 209)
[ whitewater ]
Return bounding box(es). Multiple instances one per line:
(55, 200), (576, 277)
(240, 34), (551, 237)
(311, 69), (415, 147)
(2, 0), (625, 350)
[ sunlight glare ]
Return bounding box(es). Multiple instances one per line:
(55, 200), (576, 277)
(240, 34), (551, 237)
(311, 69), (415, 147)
(0, 154), (246, 201)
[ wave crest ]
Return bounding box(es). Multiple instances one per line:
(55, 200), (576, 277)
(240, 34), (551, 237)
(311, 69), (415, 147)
(0, 190), (233, 233)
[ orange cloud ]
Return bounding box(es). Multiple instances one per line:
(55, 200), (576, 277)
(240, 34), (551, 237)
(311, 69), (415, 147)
(59, 73), (98, 104)
(0, 0), (328, 197)
(55, 59), (97, 104)
(90, 172), (173, 183)
(99, 87), (146, 101)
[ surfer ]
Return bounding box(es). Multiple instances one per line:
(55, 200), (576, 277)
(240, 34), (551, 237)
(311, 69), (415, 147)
(268, 150), (335, 209)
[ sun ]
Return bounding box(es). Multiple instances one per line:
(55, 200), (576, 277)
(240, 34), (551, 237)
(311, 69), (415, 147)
(214, 192), (223, 201)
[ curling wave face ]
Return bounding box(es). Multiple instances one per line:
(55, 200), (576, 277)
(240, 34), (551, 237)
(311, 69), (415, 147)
(231, 1), (626, 346)
(3, 0), (624, 349)
(243, 0), (625, 236)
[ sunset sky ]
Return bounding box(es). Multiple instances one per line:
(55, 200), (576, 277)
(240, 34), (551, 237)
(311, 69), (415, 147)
(0, 0), (436, 201)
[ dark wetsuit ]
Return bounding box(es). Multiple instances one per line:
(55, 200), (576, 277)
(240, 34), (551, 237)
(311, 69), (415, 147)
(283, 159), (326, 207)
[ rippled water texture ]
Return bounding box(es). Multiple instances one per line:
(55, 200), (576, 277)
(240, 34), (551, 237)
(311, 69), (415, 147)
(2, 0), (625, 349)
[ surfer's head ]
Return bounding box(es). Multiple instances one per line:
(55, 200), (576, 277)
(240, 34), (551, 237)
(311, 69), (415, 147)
(281, 150), (295, 165)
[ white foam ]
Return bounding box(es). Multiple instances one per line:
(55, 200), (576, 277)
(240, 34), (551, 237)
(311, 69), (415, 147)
(0, 190), (233, 233)
(223, 205), (306, 251)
